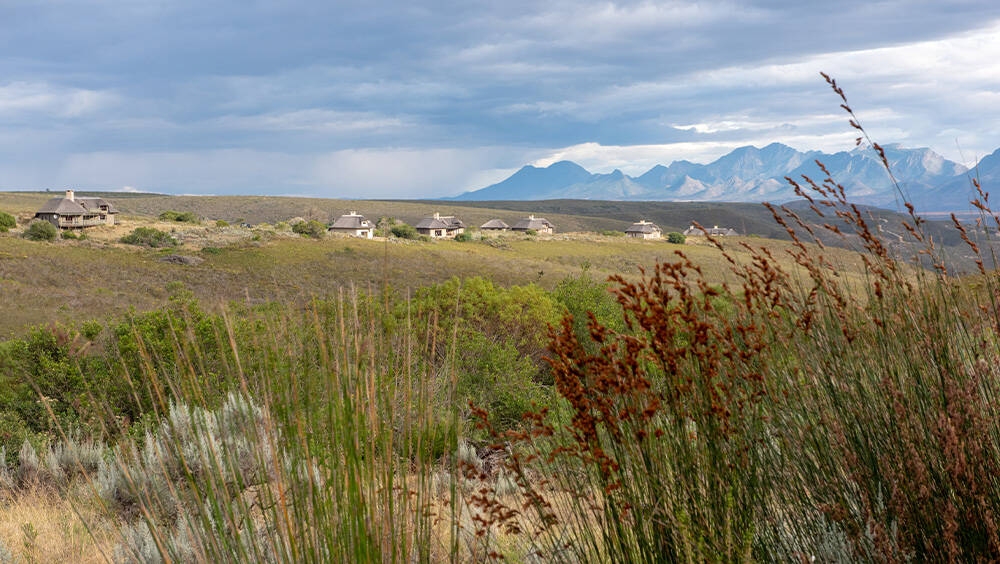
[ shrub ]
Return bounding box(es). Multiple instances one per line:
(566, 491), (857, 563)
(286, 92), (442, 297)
(215, 219), (229, 228)
(274, 221), (290, 231)
(0, 211), (14, 233)
(61, 231), (78, 240)
(390, 223), (418, 239)
(22, 221), (58, 241)
(667, 231), (686, 244)
(524, 228), (537, 236)
(454, 232), (472, 242)
(121, 227), (177, 248)
(599, 229), (624, 237)
(292, 220), (326, 239)
(159, 211), (199, 223)
(201, 246), (223, 255)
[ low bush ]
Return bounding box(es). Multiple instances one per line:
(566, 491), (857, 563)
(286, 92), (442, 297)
(524, 228), (537, 236)
(453, 232), (472, 242)
(390, 223), (418, 239)
(598, 229), (624, 237)
(121, 227), (177, 248)
(215, 219), (229, 228)
(292, 220), (326, 239)
(0, 211), (14, 232)
(22, 221), (57, 241)
(667, 231), (686, 244)
(61, 231), (78, 240)
(200, 246), (223, 255)
(159, 211), (199, 224)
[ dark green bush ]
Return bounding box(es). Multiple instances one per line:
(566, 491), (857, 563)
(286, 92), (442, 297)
(120, 227), (177, 248)
(454, 232), (472, 242)
(215, 219), (229, 228)
(292, 220), (326, 239)
(667, 231), (686, 244)
(22, 221), (58, 241)
(524, 228), (537, 236)
(599, 229), (625, 237)
(390, 223), (418, 239)
(201, 246), (223, 255)
(61, 231), (78, 240)
(0, 211), (14, 233)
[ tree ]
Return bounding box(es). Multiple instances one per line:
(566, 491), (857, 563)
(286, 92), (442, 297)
(667, 232), (686, 244)
(22, 221), (57, 241)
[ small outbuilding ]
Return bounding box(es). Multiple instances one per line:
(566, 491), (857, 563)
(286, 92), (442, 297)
(34, 190), (119, 229)
(416, 212), (466, 239)
(625, 220), (662, 240)
(683, 224), (739, 237)
(328, 211), (374, 239)
(512, 215), (554, 234)
(480, 219), (510, 232)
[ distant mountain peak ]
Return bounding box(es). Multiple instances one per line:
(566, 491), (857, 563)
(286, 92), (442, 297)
(450, 143), (986, 211)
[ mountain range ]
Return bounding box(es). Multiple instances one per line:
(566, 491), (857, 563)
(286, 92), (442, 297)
(452, 143), (1000, 212)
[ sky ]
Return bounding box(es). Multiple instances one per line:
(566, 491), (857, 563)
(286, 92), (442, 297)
(2, 0), (1000, 198)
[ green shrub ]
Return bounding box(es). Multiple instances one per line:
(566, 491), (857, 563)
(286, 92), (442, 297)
(453, 232), (472, 242)
(390, 223), (418, 239)
(417, 234), (430, 242)
(292, 220), (326, 239)
(159, 211), (199, 223)
(599, 229), (625, 237)
(667, 231), (686, 244)
(375, 217), (397, 237)
(61, 231), (78, 240)
(524, 228), (537, 236)
(201, 246), (223, 255)
(120, 227), (177, 248)
(22, 221), (57, 241)
(0, 211), (14, 233)
(274, 221), (289, 231)
(215, 220), (229, 228)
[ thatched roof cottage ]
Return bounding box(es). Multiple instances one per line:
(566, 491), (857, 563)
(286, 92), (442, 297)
(328, 211), (374, 239)
(34, 190), (119, 228)
(512, 215), (554, 234)
(416, 212), (466, 239)
(625, 220), (662, 239)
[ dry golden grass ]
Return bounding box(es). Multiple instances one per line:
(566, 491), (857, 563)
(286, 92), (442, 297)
(0, 487), (118, 563)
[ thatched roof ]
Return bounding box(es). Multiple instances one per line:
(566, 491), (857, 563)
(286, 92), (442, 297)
(36, 197), (88, 215)
(36, 194), (119, 216)
(512, 215), (554, 230)
(417, 213), (465, 230)
(683, 225), (738, 236)
(480, 219), (510, 230)
(330, 212), (372, 229)
(625, 221), (661, 234)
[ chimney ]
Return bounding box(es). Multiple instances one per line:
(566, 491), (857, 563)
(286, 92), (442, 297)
(66, 189), (75, 201)
(349, 210), (357, 215)
(433, 212), (440, 219)
(528, 214), (535, 220)
(714, 225), (718, 229)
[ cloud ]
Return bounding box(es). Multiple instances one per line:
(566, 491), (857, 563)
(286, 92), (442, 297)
(1, 1), (1000, 195)
(0, 82), (117, 120)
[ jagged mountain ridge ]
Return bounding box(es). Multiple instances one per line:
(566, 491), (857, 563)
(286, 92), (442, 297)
(453, 142), (982, 211)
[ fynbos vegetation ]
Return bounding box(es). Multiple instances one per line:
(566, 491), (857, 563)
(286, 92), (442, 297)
(1, 76), (999, 562)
